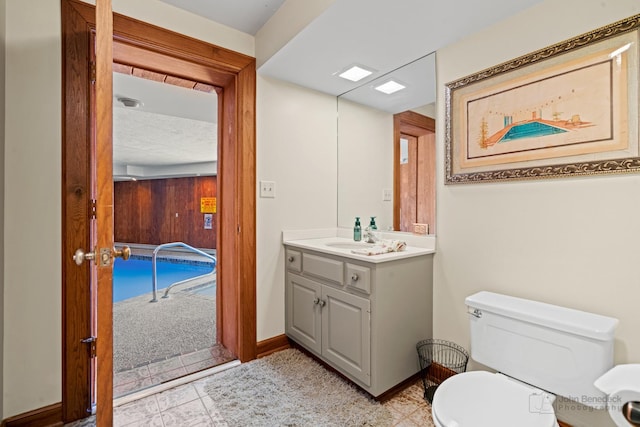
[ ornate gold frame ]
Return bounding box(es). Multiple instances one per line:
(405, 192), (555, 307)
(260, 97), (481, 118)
(445, 14), (640, 184)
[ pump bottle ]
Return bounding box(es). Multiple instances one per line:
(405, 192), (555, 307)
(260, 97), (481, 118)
(354, 217), (362, 241)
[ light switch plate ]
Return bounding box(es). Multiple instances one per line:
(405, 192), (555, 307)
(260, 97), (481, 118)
(383, 189), (392, 201)
(260, 180), (276, 198)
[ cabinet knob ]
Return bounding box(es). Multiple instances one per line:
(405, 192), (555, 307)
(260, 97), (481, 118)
(318, 299), (326, 307)
(288, 256), (295, 262)
(351, 273), (359, 282)
(313, 297), (320, 305)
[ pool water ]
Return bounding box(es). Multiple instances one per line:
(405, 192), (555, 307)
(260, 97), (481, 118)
(113, 257), (214, 302)
(500, 121), (567, 142)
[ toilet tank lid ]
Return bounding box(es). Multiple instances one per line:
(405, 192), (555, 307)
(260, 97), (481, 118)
(466, 291), (618, 341)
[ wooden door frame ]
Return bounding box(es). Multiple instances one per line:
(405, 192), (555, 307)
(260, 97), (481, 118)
(393, 111), (435, 232)
(61, 0), (256, 422)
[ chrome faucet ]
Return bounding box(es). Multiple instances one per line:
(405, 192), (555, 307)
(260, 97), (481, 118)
(364, 227), (379, 244)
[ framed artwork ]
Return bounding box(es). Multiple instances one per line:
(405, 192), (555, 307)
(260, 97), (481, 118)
(445, 15), (640, 183)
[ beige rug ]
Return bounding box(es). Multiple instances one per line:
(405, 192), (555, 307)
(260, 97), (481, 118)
(204, 349), (393, 426)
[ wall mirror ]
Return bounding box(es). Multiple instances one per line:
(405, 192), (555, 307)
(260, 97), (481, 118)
(337, 53), (437, 233)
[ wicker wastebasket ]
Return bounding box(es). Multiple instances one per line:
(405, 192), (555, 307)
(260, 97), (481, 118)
(416, 339), (469, 403)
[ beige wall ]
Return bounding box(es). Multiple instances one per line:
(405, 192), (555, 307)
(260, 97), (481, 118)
(3, 0), (62, 417)
(256, 0), (336, 68)
(256, 76), (337, 340)
(434, 0), (640, 425)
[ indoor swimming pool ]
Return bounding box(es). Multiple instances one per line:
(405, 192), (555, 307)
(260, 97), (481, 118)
(113, 256), (215, 302)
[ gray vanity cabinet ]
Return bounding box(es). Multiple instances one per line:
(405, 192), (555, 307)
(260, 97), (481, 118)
(284, 245), (433, 397)
(287, 272), (371, 385)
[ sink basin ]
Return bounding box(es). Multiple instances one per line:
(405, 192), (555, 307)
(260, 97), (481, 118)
(325, 242), (374, 250)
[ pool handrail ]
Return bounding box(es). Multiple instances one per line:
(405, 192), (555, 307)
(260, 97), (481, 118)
(151, 242), (216, 302)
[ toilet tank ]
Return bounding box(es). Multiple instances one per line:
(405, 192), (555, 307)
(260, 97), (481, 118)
(466, 291), (618, 409)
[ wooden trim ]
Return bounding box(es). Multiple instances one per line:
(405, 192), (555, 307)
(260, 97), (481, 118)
(236, 62), (257, 362)
(216, 60), (257, 363)
(66, 0), (253, 74)
(393, 111), (436, 232)
(60, 0), (94, 421)
(257, 335), (291, 358)
(1, 403), (63, 427)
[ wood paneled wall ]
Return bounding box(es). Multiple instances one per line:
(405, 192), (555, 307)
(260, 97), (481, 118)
(114, 176), (217, 249)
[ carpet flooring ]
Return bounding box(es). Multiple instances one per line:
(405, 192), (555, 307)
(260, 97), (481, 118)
(204, 348), (393, 426)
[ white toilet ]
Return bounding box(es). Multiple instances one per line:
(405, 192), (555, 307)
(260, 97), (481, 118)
(431, 291), (619, 427)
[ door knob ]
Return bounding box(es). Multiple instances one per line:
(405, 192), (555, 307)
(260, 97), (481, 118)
(73, 248), (95, 266)
(74, 245), (130, 266)
(113, 246), (131, 260)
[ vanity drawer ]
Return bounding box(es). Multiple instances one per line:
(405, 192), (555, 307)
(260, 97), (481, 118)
(285, 249), (302, 272)
(303, 253), (344, 284)
(346, 263), (371, 294)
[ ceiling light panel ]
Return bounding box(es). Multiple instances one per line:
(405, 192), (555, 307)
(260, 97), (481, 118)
(337, 65), (375, 82)
(375, 80), (406, 95)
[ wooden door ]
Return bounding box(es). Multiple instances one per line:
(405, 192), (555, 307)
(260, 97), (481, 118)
(393, 111), (436, 233)
(61, 0), (115, 423)
(399, 134), (418, 231)
(94, 0), (115, 425)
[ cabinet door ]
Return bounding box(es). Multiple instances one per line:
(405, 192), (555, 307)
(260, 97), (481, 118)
(322, 286), (371, 386)
(286, 273), (322, 354)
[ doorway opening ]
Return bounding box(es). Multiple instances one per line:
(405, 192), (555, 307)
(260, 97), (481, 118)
(61, 1), (256, 423)
(110, 66), (236, 398)
(393, 111), (436, 233)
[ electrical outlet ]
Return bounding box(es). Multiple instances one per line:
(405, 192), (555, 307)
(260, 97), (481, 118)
(383, 189), (392, 201)
(260, 180), (276, 198)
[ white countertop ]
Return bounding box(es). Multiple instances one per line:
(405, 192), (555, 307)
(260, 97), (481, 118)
(282, 229), (435, 264)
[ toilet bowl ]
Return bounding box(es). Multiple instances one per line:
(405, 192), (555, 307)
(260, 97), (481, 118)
(433, 291), (618, 427)
(431, 371), (559, 427)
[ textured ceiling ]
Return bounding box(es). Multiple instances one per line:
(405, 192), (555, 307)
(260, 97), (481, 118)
(113, 71), (218, 180)
(113, 108), (217, 167)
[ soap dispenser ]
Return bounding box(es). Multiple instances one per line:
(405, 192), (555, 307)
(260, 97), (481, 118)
(354, 217), (362, 241)
(369, 217), (377, 230)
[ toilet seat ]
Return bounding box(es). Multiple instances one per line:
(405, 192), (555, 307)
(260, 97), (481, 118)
(431, 371), (558, 427)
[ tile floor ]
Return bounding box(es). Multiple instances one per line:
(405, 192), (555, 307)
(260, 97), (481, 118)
(67, 367), (434, 427)
(114, 344), (235, 398)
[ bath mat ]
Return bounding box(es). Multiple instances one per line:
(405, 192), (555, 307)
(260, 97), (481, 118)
(204, 348), (393, 426)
